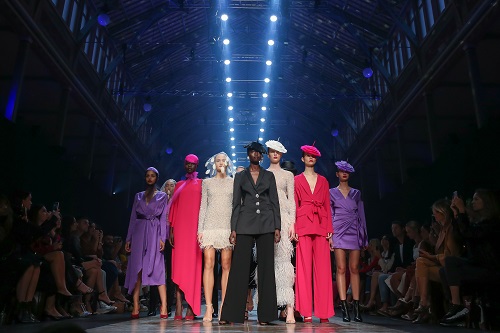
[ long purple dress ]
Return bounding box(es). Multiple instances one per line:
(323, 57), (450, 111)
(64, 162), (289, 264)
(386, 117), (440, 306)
(124, 191), (168, 292)
(329, 187), (368, 250)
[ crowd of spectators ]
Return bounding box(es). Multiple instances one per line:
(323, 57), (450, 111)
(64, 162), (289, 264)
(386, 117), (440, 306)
(0, 190), (129, 324)
(354, 189), (500, 328)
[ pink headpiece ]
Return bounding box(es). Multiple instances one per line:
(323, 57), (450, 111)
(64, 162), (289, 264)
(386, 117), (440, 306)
(185, 154), (199, 164)
(300, 143), (321, 157)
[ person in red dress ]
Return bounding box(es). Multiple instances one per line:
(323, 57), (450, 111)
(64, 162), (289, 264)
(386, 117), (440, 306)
(168, 154), (203, 320)
(294, 144), (334, 323)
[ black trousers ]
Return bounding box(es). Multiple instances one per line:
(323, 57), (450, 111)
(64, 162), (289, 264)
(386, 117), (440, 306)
(220, 233), (277, 323)
(149, 242), (175, 311)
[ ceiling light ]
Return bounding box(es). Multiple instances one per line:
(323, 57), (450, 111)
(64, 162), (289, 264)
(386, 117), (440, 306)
(268, 39), (275, 46)
(258, 137), (263, 141)
(231, 145), (235, 149)
(261, 106), (267, 111)
(232, 153), (236, 156)
(229, 117), (234, 122)
(230, 128), (234, 132)
(260, 128), (265, 132)
(97, 13), (110, 26)
(221, 14), (228, 21)
(233, 159), (236, 163)
(266, 60), (272, 66)
(264, 78), (270, 83)
(363, 67), (373, 78)
(226, 77), (231, 82)
(227, 92), (233, 97)
(270, 15), (278, 22)
(230, 137), (235, 141)
(262, 93), (268, 98)
(228, 106), (233, 110)
(224, 59), (231, 65)
(223, 39), (230, 45)
(260, 118), (265, 122)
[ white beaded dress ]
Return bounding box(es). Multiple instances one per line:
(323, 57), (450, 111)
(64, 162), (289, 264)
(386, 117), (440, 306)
(197, 176), (234, 250)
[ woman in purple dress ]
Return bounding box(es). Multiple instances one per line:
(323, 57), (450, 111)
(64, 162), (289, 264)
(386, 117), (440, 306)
(125, 167), (168, 319)
(329, 161), (368, 323)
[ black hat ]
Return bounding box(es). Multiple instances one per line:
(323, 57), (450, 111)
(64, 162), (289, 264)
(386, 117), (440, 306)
(244, 141), (267, 154)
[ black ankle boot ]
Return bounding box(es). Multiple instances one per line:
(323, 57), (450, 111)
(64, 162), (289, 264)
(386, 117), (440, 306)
(353, 300), (362, 322)
(340, 300), (351, 322)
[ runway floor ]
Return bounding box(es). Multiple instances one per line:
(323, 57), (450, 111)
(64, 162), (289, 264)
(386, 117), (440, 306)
(0, 306), (484, 333)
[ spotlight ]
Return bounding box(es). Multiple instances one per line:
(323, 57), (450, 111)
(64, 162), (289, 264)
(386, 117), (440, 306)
(112, 191), (116, 195)
(227, 92), (233, 97)
(225, 77), (231, 82)
(232, 153), (236, 157)
(261, 106), (267, 111)
(228, 106), (233, 110)
(266, 60), (272, 66)
(97, 13), (110, 26)
(268, 40), (275, 46)
(229, 117), (234, 122)
(258, 137), (263, 141)
(233, 160), (236, 163)
(260, 128), (265, 132)
(231, 145), (235, 149)
(270, 15), (278, 22)
(230, 128), (234, 132)
(331, 128), (339, 137)
(224, 59), (231, 65)
(262, 93), (268, 98)
(143, 103), (152, 112)
(363, 67), (373, 78)
(166, 147), (173, 154)
(223, 39), (230, 45)
(221, 14), (228, 21)
(230, 137), (235, 140)
(264, 78), (270, 83)
(260, 118), (266, 122)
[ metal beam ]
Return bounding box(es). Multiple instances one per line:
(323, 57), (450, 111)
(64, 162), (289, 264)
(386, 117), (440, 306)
(377, 0), (418, 47)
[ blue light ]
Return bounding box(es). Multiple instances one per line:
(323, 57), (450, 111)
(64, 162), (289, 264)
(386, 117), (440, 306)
(166, 147), (173, 154)
(97, 13), (110, 26)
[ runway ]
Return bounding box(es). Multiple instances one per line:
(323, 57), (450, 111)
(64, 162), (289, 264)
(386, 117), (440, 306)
(0, 307), (480, 333)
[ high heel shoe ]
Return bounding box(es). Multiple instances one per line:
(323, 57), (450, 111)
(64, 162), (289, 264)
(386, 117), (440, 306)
(75, 280), (94, 295)
(203, 304), (213, 322)
(131, 313), (140, 319)
(353, 300), (362, 322)
(304, 316), (312, 323)
(97, 291), (115, 306)
(340, 300), (351, 322)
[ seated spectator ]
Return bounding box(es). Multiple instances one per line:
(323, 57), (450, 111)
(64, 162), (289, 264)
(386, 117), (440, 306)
(359, 238), (381, 303)
(412, 199), (462, 323)
(0, 194), (41, 323)
(102, 234), (128, 303)
(361, 234), (394, 311)
(439, 189), (500, 326)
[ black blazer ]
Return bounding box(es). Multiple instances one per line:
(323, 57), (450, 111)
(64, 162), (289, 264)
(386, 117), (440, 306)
(390, 235), (415, 271)
(231, 166), (281, 235)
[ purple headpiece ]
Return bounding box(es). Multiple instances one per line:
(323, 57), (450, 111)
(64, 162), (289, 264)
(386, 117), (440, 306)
(185, 154), (199, 164)
(146, 167), (159, 177)
(335, 160), (355, 173)
(300, 144), (321, 157)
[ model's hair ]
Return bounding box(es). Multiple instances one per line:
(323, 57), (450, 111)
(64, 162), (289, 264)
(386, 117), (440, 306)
(165, 179), (176, 185)
(281, 160), (297, 175)
(431, 198), (454, 223)
(473, 188), (500, 221)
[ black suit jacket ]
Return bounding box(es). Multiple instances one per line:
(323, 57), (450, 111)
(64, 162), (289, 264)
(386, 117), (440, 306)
(391, 235), (415, 271)
(231, 166), (281, 235)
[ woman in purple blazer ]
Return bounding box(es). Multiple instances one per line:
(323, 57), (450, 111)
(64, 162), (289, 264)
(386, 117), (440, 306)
(125, 167), (168, 319)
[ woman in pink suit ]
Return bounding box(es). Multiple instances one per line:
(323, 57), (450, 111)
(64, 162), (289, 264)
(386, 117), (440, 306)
(168, 154), (203, 320)
(330, 160), (368, 322)
(125, 167), (168, 319)
(294, 144), (334, 323)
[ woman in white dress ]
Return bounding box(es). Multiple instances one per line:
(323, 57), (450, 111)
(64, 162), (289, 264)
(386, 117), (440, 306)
(197, 152), (234, 322)
(265, 140), (297, 324)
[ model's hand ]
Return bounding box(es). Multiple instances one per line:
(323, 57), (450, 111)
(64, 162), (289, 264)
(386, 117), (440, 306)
(329, 238), (334, 251)
(169, 228), (174, 248)
(159, 239), (165, 251)
(274, 229), (281, 243)
(288, 224), (298, 241)
(197, 233), (203, 244)
(125, 241), (131, 253)
(326, 232), (332, 239)
(229, 231), (237, 245)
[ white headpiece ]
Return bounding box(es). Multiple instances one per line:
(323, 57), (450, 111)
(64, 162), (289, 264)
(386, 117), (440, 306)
(204, 152), (235, 178)
(265, 139), (287, 153)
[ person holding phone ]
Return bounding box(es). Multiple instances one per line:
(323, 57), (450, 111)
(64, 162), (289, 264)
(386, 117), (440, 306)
(125, 167), (169, 319)
(329, 160), (368, 322)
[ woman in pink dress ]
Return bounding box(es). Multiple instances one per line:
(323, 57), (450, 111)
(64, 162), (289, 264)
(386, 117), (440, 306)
(125, 167), (168, 319)
(329, 160), (368, 322)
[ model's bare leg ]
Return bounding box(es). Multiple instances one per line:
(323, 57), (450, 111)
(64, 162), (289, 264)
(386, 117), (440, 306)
(202, 247), (215, 321)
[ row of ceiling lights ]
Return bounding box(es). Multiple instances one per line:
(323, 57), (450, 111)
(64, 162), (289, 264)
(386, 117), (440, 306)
(222, 13), (278, 163)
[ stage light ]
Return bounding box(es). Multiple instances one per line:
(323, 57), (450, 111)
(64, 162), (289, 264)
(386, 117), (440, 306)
(266, 60), (272, 66)
(221, 14), (228, 21)
(228, 106), (233, 110)
(264, 78), (270, 83)
(232, 153), (236, 156)
(231, 145), (235, 149)
(230, 128), (234, 132)
(226, 77), (231, 82)
(262, 93), (268, 98)
(223, 39), (230, 45)
(229, 117), (234, 122)
(98, 13), (110, 26)
(363, 67), (373, 78)
(268, 40), (275, 46)
(261, 106), (267, 111)
(230, 137), (235, 140)
(270, 15), (277, 22)
(260, 118), (266, 122)
(224, 59), (231, 65)
(227, 92), (233, 97)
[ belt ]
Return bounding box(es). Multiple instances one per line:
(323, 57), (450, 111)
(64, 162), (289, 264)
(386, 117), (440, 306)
(136, 213), (160, 220)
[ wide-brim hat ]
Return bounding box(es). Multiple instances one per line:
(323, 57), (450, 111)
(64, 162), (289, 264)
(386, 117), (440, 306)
(335, 160), (355, 173)
(300, 144), (321, 157)
(244, 141), (267, 154)
(265, 140), (287, 153)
